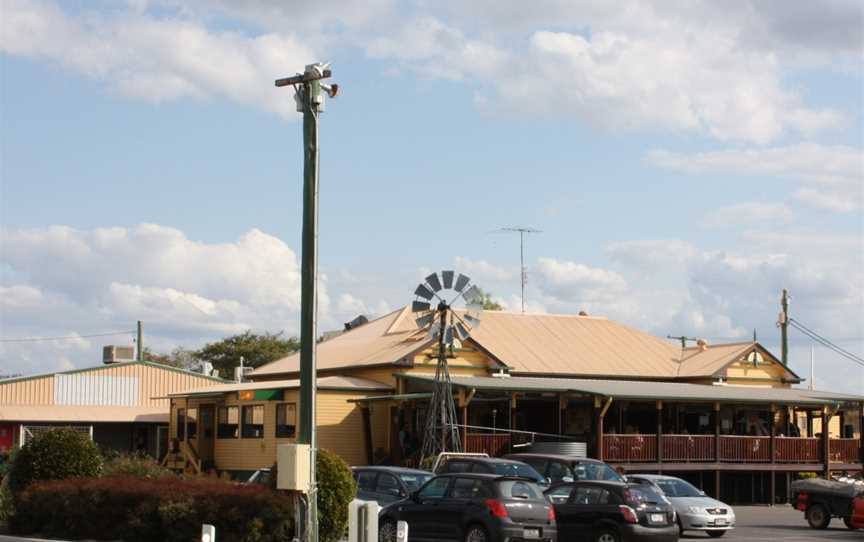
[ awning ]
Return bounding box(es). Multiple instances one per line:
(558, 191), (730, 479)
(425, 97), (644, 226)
(348, 392), (433, 404)
(398, 374), (863, 406)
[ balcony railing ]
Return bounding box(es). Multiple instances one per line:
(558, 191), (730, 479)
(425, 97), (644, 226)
(719, 435), (771, 462)
(464, 433), (511, 456)
(603, 435), (656, 462)
(830, 438), (860, 463)
(775, 437), (820, 463)
(663, 434), (715, 462)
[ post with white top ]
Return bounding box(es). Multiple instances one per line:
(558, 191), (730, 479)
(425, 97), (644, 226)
(202, 524), (215, 542)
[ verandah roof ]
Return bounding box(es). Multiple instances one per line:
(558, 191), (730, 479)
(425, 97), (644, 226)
(398, 374), (863, 407)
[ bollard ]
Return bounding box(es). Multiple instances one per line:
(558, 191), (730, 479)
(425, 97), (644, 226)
(396, 520), (408, 542)
(202, 524), (216, 542)
(349, 499), (380, 542)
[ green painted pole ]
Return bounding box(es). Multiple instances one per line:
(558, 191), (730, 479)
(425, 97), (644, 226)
(298, 72), (321, 542)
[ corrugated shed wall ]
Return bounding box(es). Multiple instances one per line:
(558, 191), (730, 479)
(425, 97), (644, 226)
(0, 362), (223, 407)
(0, 376), (54, 405)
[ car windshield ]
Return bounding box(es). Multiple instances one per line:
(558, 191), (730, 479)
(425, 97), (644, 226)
(493, 462), (544, 482)
(652, 478), (703, 498)
(399, 473), (432, 492)
(574, 463), (625, 482)
(496, 480), (544, 501)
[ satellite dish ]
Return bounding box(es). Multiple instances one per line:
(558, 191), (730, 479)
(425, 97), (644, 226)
(411, 270), (483, 347)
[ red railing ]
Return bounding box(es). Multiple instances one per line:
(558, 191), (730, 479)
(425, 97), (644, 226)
(775, 437), (821, 463)
(662, 435), (715, 462)
(719, 436), (771, 462)
(829, 438), (860, 463)
(465, 433), (510, 456)
(603, 434), (657, 462)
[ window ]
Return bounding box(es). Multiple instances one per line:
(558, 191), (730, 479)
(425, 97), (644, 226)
(276, 403), (297, 438)
(572, 486), (611, 505)
(450, 478), (492, 500)
(443, 460), (471, 473)
(356, 471), (377, 491)
(417, 477), (450, 500)
(469, 463), (493, 474)
(217, 406), (239, 439)
(547, 461), (574, 483)
(491, 462), (545, 483)
(376, 474), (403, 497)
(177, 408), (186, 440)
(399, 473), (432, 492)
(546, 485), (573, 504)
(187, 408), (198, 440)
(496, 480), (542, 500)
(242, 405), (264, 438)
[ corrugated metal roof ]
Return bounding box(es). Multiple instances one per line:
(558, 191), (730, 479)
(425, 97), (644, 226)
(251, 306), (798, 381)
(169, 375), (393, 397)
(0, 360), (228, 385)
(0, 405), (168, 423)
(401, 375), (863, 405)
(252, 308), (431, 376)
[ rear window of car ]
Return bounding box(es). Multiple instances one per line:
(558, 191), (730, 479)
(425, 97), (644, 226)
(399, 473), (432, 491)
(573, 463), (624, 482)
(492, 462), (544, 482)
(625, 484), (666, 505)
(496, 480), (544, 501)
(443, 460), (471, 473)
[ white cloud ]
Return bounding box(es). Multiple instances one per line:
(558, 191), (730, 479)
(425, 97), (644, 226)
(646, 144), (864, 212)
(703, 202), (793, 229)
(0, 0), (315, 117)
(453, 257), (515, 282)
(0, 224), (341, 374)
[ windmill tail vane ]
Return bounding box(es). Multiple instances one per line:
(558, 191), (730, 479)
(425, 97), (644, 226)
(411, 270), (484, 463)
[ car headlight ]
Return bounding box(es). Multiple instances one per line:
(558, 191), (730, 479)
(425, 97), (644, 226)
(687, 506), (703, 514)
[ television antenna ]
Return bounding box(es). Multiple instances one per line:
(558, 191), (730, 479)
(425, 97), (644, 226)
(500, 227), (542, 312)
(412, 270), (484, 462)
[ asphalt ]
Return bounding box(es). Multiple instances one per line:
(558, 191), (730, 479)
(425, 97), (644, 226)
(0, 506), (861, 541)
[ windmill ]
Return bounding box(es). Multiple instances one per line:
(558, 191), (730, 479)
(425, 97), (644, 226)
(412, 270), (484, 462)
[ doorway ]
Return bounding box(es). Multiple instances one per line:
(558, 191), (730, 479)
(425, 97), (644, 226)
(197, 405), (215, 464)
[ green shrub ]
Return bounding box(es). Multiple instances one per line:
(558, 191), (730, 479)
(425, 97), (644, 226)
(12, 475), (294, 542)
(316, 448), (356, 542)
(103, 452), (174, 480)
(7, 428), (102, 495)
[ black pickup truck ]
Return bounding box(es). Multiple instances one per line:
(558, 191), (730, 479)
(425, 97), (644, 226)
(790, 478), (864, 530)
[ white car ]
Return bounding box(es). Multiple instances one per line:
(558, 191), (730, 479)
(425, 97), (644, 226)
(629, 474), (735, 538)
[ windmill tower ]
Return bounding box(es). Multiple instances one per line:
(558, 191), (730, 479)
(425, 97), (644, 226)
(411, 271), (483, 462)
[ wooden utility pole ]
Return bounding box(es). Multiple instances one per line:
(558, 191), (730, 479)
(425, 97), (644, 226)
(779, 289), (789, 365)
(275, 63), (338, 542)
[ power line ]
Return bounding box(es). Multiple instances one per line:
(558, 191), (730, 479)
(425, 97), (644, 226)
(788, 319), (864, 368)
(0, 330), (135, 343)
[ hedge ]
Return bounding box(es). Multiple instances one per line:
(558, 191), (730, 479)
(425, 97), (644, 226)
(7, 428), (102, 495)
(316, 449), (356, 542)
(11, 475), (294, 542)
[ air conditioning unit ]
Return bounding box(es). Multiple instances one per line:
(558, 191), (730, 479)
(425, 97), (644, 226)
(103, 345), (135, 364)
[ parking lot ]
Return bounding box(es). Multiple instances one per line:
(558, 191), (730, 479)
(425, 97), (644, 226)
(686, 506), (862, 541)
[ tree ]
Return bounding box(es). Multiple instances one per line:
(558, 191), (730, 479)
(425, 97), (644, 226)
(142, 347), (197, 370)
(194, 331), (300, 379)
(475, 288), (504, 311)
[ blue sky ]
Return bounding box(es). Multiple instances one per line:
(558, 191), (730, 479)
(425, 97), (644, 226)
(1, 0), (862, 393)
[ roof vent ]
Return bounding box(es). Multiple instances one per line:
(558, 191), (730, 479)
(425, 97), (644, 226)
(696, 338), (709, 351)
(103, 345), (135, 364)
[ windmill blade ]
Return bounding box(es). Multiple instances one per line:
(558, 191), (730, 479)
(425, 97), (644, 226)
(412, 300), (432, 313)
(455, 322), (470, 341)
(415, 312), (434, 329)
(462, 285), (482, 305)
(425, 272), (443, 292)
(453, 273), (470, 293)
(442, 270), (455, 289)
(464, 314), (481, 328)
(414, 283), (435, 300)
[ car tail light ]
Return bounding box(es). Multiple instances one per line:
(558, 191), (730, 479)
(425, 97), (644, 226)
(619, 505), (639, 524)
(796, 492), (808, 511)
(547, 506), (556, 521)
(484, 499), (509, 518)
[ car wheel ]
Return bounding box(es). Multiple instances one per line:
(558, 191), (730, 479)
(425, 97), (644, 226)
(379, 519), (397, 542)
(844, 517), (860, 530)
(806, 504), (831, 529)
(464, 524), (488, 542)
(706, 531), (727, 538)
(594, 528), (620, 542)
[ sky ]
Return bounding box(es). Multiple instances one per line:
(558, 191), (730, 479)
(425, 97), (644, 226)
(0, 0), (862, 393)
